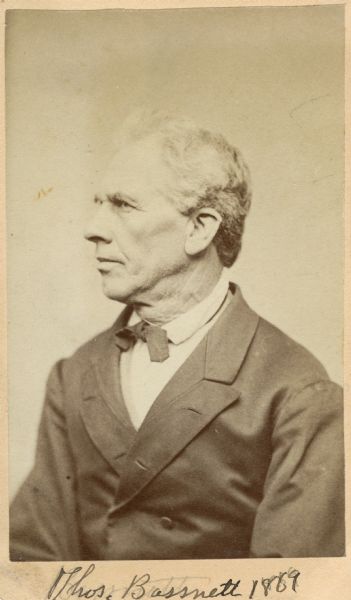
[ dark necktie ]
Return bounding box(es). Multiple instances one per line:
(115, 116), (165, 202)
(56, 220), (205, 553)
(115, 321), (170, 362)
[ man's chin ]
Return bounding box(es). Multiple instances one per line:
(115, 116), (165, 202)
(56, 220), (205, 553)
(102, 287), (130, 304)
(100, 279), (134, 304)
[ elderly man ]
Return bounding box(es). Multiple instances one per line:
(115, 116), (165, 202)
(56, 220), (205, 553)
(10, 111), (344, 561)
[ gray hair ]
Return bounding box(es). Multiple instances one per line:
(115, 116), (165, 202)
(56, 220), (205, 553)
(118, 109), (252, 267)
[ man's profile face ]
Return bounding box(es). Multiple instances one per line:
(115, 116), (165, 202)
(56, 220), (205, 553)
(85, 137), (190, 304)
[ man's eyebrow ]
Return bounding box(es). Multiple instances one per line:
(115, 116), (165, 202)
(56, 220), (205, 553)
(95, 192), (141, 208)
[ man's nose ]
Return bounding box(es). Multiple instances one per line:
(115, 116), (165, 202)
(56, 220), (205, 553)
(84, 207), (113, 244)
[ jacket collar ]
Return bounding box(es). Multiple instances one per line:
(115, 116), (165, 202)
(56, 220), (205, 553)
(109, 282), (259, 385)
(205, 282), (259, 383)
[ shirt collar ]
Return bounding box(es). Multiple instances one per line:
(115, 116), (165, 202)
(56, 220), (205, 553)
(128, 269), (230, 345)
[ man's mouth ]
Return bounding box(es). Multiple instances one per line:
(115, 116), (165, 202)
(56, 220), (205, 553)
(96, 257), (120, 262)
(96, 257), (124, 271)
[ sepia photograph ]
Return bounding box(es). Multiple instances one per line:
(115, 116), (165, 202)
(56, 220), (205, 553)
(5, 4), (345, 567)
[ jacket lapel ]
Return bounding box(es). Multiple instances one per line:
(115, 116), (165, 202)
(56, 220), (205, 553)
(115, 285), (259, 509)
(80, 306), (136, 475)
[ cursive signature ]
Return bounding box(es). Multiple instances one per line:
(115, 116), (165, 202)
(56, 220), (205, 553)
(47, 563), (110, 600)
(47, 564), (300, 600)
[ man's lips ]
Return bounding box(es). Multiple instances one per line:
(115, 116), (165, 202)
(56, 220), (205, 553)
(96, 257), (124, 270)
(96, 257), (122, 263)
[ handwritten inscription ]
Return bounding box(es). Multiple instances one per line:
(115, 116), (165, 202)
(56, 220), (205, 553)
(47, 564), (300, 600)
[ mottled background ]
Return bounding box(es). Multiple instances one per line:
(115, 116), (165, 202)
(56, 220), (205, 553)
(6, 5), (344, 497)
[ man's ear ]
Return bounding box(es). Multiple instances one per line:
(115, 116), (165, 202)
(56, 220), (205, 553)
(184, 207), (222, 256)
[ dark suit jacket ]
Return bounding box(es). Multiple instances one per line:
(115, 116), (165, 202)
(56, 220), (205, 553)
(10, 285), (344, 560)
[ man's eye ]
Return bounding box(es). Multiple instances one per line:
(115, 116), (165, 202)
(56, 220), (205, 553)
(107, 194), (133, 211)
(93, 196), (104, 206)
(115, 199), (131, 209)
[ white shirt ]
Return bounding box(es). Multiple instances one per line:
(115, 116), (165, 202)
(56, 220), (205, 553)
(120, 269), (230, 429)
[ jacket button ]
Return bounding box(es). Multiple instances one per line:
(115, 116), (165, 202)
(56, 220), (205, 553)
(160, 516), (174, 530)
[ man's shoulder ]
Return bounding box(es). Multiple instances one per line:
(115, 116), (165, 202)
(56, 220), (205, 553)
(225, 285), (332, 386)
(252, 314), (330, 384)
(73, 323), (118, 362)
(62, 314), (123, 372)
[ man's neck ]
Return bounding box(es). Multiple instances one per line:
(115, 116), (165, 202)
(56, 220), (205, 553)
(133, 262), (224, 325)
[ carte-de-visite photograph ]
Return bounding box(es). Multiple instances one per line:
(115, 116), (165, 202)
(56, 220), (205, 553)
(7, 5), (345, 561)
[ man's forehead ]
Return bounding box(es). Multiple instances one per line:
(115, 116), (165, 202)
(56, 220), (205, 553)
(98, 137), (174, 197)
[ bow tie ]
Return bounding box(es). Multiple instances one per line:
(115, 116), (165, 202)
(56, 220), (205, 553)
(115, 321), (170, 362)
